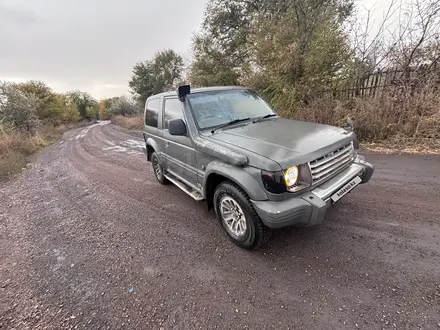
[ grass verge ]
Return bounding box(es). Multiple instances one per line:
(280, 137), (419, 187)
(361, 139), (440, 155)
(0, 121), (91, 181)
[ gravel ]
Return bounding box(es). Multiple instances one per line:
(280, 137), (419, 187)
(1, 122), (439, 329)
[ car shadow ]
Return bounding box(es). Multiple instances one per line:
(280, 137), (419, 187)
(162, 184), (354, 262)
(251, 205), (350, 257)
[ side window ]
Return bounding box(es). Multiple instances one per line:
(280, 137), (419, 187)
(145, 98), (159, 127)
(163, 98), (184, 129)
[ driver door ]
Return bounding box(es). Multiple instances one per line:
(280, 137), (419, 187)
(161, 97), (197, 186)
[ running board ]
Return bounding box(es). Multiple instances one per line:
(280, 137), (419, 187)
(164, 174), (205, 201)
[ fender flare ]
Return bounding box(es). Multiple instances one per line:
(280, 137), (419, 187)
(145, 136), (159, 152)
(203, 161), (268, 201)
(144, 136), (164, 165)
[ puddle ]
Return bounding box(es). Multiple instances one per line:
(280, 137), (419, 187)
(103, 138), (144, 155)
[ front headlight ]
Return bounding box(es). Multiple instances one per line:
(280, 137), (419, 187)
(284, 166), (298, 188)
(285, 164), (312, 193)
(261, 164), (312, 194)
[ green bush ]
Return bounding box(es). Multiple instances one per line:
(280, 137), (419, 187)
(0, 82), (39, 131)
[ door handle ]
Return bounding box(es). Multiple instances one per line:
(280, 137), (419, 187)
(165, 141), (169, 148)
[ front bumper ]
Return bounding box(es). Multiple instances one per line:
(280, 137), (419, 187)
(251, 156), (374, 229)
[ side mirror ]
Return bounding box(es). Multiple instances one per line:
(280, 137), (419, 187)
(168, 119), (187, 136)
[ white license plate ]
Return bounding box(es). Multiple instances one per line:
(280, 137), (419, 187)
(331, 176), (362, 203)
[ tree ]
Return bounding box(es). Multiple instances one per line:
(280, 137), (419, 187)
(388, 0), (440, 75)
(14, 80), (56, 120)
(190, 0), (354, 108)
(189, 34), (241, 86)
(0, 82), (39, 131)
(13, 81), (82, 123)
(98, 100), (108, 120)
(14, 80), (52, 100)
(129, 49), (184, 104)
(246, 0), (353, 106)
(99, 97), (125, 120)
(109, 96), (142, 117)
(55, 94), (80, 122)
(189, 0), (260, 86)
(67, 91), (98, 119)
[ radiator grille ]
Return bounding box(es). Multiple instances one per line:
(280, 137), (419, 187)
(309, 143), (355, 185)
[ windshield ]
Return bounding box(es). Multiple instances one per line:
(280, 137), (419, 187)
(187, 89), (274, 130)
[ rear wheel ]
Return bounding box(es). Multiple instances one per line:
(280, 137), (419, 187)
(151, 152), (168, 185)
(213, 181), (272, 250)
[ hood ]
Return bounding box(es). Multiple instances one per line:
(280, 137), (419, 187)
(206, 117), (355, 169)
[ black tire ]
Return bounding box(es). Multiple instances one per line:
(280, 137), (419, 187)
(213, 181), (272, 250)
(151, 152), (168, 185)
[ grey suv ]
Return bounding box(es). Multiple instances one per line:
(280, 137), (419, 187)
(142, 85), (374, 249)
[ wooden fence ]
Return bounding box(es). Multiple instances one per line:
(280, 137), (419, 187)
(322, 63), (440, 99)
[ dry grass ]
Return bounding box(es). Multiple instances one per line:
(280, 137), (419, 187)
(0, 120), (91, 181)
(0, 152), (29, 180)
(0, 126), (60, 180)
(292, 86), (440, 150)
(361, 140), (440, 155)
(111, 115), (143, 130)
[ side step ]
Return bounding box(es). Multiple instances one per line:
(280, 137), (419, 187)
(164, 174), (205, 201)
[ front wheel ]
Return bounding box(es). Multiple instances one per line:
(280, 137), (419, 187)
(213, 181), (272, 250)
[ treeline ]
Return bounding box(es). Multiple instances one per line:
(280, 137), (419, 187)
(0, 81), (97, 130)
(0, 81), (98, 178)
(0, 79), (145, 129)
(0, 78), (144, 179)
(125, 0), (439, 143)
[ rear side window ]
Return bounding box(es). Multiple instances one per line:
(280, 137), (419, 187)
(145, 98), (159, 127)
(163, 98), (184, 129)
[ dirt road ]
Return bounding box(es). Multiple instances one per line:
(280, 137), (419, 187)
(1, 122), (439, 330)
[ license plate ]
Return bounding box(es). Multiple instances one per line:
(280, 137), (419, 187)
(331, 176), (362, 203)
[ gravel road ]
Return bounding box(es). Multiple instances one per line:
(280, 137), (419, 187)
(1, 121), (439, 330)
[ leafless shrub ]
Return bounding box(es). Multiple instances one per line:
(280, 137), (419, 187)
(111, 115), (143, 130)
(295, 83), (440, 142)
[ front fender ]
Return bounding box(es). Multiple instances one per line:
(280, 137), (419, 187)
(203, 161), (268, 201)
(193, 136), (248, 167)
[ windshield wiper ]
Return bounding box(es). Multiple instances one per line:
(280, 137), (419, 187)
(211, 118), (250, 134)
(253, 113), (277, 124)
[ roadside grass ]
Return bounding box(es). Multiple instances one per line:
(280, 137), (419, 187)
(361, 139), (440, 155)
(0, 121), (91, 181)
(111, 115), (143, 130)
(0, 152), (29, 180)
(290, 87), (440, 154)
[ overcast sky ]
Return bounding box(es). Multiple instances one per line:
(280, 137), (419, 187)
(0, 0), (395, 99)
(0, 0), (206, 98)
